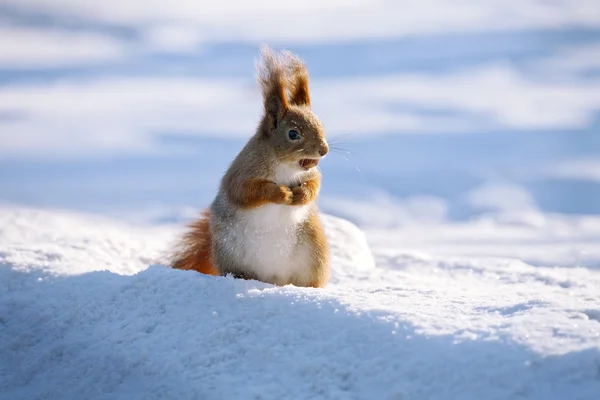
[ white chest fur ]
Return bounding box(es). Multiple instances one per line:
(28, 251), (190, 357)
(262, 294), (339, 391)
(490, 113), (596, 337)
(230, 163), (314, 284)
(273, 162), (307, 186)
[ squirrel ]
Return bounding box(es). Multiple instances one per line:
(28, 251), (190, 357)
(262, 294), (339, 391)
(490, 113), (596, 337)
(170, 46), (330, 288)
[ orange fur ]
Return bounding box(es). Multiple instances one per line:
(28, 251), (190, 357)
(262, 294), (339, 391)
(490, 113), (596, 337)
(290, 175), (320, 206)
(227, 178), (293, 209)
(304, 212), (330, 288)
(171, 209), (219, 276)
(284, 50), (311, 106)
(258, 46), (289, 127)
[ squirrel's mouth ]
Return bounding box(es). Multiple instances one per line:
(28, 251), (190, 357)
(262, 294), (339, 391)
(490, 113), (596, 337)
(299, 159), (319, 170)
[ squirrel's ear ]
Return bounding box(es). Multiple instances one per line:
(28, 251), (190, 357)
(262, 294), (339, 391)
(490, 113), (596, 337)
(283, 51), (311, 107)
(257, 45), (289, 130)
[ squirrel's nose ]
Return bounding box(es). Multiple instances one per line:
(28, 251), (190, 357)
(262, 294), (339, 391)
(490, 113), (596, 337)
(319, 143), (329, 157)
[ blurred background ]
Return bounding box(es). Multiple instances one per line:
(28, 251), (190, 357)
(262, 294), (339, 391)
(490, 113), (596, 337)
(0, 0), (599, 233)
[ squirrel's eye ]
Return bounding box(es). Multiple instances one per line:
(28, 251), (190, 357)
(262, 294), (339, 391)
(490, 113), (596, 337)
(288, 130), (301, 141)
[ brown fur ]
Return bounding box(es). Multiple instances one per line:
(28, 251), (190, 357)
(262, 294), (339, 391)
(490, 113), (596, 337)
(225, 178), (293, 209)
(170, 45), (330, 287)
(170, 209), (218, 276)
(303, 212), (330, 288)
(283, 50), (311, 106)
(290, 175), (321, 206)
(257, 45), (289, 132)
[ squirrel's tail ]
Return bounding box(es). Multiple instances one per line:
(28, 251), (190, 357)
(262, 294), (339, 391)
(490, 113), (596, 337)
(171, 209), (219, 276)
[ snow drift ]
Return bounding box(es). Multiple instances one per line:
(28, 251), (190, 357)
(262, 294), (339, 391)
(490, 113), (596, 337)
(1, 205), (599, 400)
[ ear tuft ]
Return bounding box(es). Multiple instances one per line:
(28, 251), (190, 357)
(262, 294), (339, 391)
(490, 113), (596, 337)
(281, 50), (311, 107)
(256, 45), (289, 128)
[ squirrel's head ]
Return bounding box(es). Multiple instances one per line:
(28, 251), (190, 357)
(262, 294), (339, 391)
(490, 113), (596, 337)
(256, 46), (328, 171)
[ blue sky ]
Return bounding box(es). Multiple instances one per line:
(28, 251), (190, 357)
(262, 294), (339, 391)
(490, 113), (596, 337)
(1, 0), (599, 226)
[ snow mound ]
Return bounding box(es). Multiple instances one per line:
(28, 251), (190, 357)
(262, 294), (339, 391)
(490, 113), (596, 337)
(322, 213), (376, 283)
(1, 206), (600, 400)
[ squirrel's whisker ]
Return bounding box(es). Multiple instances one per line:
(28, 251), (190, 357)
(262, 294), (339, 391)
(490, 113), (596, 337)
(328, 132), (354, 144)
(329, 146), (351, 154)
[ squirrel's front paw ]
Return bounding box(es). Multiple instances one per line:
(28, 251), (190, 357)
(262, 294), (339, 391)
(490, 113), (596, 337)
(271, 185), (293, 204)
(290, 186), (308, 206)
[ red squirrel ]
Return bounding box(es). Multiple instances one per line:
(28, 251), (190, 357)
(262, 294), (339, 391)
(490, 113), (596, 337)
(170, 46), (330, 288)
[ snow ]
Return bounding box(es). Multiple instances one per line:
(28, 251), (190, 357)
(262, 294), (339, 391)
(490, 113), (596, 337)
(1, 205), (599, 400)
